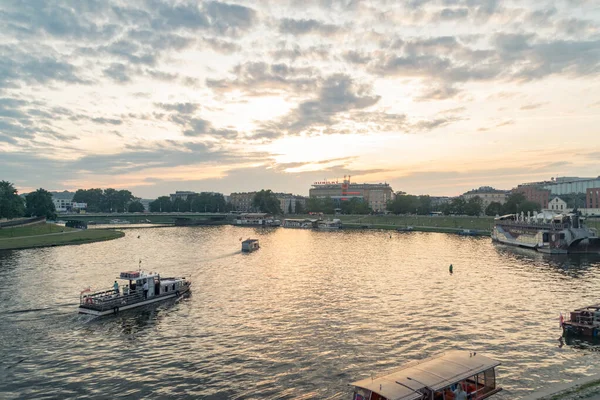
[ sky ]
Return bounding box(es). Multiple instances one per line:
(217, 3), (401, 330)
(1, 0), (600, 198)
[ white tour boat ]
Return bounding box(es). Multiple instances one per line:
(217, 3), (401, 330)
(350, 351), (502, 400)
(79, 270), (191, 316)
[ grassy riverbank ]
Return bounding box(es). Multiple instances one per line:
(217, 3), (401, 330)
(297, 214), (494, 234)
(0, 223), (125, 250)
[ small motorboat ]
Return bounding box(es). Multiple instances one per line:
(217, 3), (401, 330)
(563, 304), (600, 337)
(242, 238), (260, 252)
(79, 269), (191, 316)
(350, 351), (502, 400)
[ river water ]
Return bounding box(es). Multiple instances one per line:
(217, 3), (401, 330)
(1, 226), (600, 399)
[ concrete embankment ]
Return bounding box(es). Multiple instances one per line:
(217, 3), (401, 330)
(524, 373), (600, 400)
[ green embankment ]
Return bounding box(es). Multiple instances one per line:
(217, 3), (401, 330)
(0, 223), (76, 238)
(297, 214), (495, 234)
(0, 223), (125, 250)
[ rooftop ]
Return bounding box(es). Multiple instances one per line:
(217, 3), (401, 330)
(351, 351), (500, 400)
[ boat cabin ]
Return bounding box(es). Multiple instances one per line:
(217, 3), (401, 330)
(242, 239), (260, 252)
(563, 304), (600, 337)
(351, 351), (501, 400)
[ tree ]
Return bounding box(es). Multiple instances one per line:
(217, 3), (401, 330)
(72, 188), (104, 212)
(485, 201), (504, 216)
(128, 201), (145, 213)
(502, 192), (527, 214)
(252, 190), (282, 214)
(387, 194), (420, 214)
(25, 188), (56, 219)
(341, 197), (370, 214)
(321, 197), (336, 214)
(449, 197), (467, 215)
(464, 196), (483, 216)
(172, 197), (188, 212)
(295, 200), (305, 214)
(149, 196), (172, 212)
(518, 200), (541, 215)
(0, 181), (25, 219)
(306, 197), (323, 213)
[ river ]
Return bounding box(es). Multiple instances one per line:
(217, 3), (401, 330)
(1, 226), (600, 399)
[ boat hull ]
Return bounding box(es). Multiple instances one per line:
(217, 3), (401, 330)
(79, 286), (190, 316)
(492, 222), (600, 254)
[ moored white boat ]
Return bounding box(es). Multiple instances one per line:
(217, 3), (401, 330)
(79, 270), (191, 316)
(317, 219), (342, 230)
(492, 212), (599, 254)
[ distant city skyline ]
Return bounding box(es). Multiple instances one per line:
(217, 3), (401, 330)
(2, 1), (599, 198)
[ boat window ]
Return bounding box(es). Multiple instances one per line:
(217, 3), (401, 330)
(165, 286), (168, 292)
(484, 368), (496, 389)
(560, 233), (565, 239)
(172, 284), (175, 291)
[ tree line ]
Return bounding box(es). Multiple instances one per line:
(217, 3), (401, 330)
(149, 192), (228, 213)
(0, 181), (57, 220)
(72, 188), (144, 213)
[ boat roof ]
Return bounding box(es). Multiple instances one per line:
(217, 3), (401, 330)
(351, 351), (500, 400)
(242, 238), (259, 243)
(117, 271), (159, 280)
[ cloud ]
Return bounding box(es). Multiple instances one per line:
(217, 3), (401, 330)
(519, 102), (546, 110)
(434, 8), (469, 21)
(91, 117), (123, 125)
(206, 61), (319, 96)
(155, 102), (200, 114)
(103, 63), (131, 83)
(416, 84), (462, 101)
(274, 73), (380, 134)
(278, 18), (341, 36)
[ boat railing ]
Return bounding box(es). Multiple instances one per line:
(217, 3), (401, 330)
(81, 288), (145, 310)
(496, 221), (569, 230)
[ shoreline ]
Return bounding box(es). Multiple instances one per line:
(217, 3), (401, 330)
(0, 229), (125, 251)
(523, 373), (600, 400)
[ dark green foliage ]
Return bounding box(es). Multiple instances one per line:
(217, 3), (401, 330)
(252, 190), (282, 214)
(128, 201), (145, 213)
(518, 200), (541, 214)
(172, 197), (188, 212)
(485, 201), (504, 216)
(0, 181), (25, 219)
(464, 196), (483, 216)
(387, 194), (420, 214)
(188, 192), (226, 212)
(149, 196), (172, 212)
(73, 188), (133, 212)
(295, 200), (305, 214)
(340, 197), (371, 214)
(502, 192), (527, 214)
(25, 188), (57, 219)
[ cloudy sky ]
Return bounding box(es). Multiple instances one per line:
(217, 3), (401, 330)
(1, 0), (599, 198)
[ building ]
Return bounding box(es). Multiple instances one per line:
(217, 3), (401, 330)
(513, 185), (551, 209)
(229, 192), (257, 212)
(462, 186), (508, 208)
(587, 188), (600, 209)
(169, 191), (196, 202)
(520, 176), (600, 196)
(308, 177), (393, 212)
(547, 197), (569, 212)
(52, 198), (87, 213)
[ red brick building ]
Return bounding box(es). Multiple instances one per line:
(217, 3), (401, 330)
(588, 187), (600, 208)
(513, 185), (550, 209)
